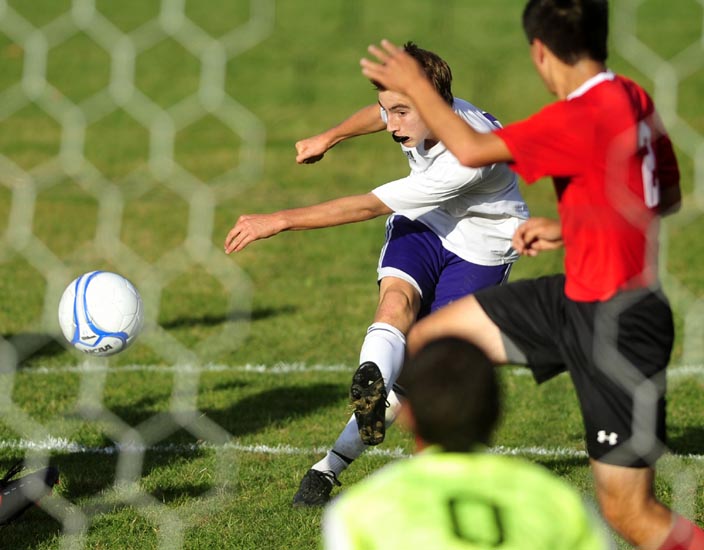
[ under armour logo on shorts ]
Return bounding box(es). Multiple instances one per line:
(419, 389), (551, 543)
(597, 430), (618, 446)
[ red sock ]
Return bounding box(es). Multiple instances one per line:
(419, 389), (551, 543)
(658, 516), (704, 550)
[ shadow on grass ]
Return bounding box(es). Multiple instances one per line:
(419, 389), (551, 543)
(2, 332), (68, 364)
(0, 511), (62, 550)
(159, 305), (298, 329)
(106, 382), (348, 438)
(198, 383), (348, 435)
(529, 455), (590, 473)
(667, 426), (704, 455)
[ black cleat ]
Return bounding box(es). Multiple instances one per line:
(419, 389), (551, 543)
(292, 469), (341, 507)
(350, 361), (387, 446)
(0, 463), (60, 526)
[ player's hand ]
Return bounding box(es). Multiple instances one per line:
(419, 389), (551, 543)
(295, 134), (331, 164)
(512, 217), (563, 256)
(360, 39), (426, 95)
(224, 213), (284, 254)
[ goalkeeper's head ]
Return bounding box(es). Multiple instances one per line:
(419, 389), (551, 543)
(398, 337), (500, 453)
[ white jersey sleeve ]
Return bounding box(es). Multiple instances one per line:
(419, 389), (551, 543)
(372, 157), (494, 217)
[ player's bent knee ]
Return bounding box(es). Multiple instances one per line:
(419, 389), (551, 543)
(377, 280), (420, 321)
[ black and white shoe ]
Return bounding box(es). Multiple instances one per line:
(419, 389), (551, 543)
(0, 462), (60, 526)
(350, 361), (387, 446)
(292, 469), (341, 507)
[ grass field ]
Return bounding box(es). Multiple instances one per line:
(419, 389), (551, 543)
(0, 0), (702, 549)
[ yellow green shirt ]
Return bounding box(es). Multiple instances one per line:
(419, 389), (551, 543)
(322, 449), (611, 550)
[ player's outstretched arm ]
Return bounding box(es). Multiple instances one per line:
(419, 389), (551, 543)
(295, 105), (385, 164)
(360, 40), (512, 168)
(512, 217), (563, 257)
(224, 193), (392, 253)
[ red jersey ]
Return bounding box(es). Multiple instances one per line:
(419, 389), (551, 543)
(496, 72), (680, 301)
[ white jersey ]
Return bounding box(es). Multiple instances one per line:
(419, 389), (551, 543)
(372, 98), (529, 266)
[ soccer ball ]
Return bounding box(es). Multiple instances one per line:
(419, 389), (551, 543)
(58, 271), (144, 356)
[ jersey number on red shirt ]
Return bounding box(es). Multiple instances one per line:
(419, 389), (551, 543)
(638, 120), (660, 208)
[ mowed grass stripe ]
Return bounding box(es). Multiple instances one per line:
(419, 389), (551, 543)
(16, 363), (704, 377)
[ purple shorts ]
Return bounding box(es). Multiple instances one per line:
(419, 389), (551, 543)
(378, 215), (512, 319)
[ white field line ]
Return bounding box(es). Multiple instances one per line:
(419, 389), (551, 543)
(0, 438), (406, 457)
(5, 364), (702, 461)
(0, 439), (582, 461)
(0, 437), (703, 461)
(15, 363), (704, 377)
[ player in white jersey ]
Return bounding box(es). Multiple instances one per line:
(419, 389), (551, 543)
(223, 42), (529, 506)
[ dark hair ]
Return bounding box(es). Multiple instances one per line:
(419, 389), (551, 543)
(372, 41), (454, 105)
(522, 0), (608, 64)
(398, 337), (500, 452)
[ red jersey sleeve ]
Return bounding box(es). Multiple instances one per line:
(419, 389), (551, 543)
(495, 102), (594, 184)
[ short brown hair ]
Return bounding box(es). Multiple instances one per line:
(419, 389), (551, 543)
(398, 337), (500, 452)
(372, 41), (454, 105)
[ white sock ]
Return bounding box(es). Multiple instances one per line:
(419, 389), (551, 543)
(313, 389), (405, 478)
(312, 323), (406, 479)
(359, 322), (406, 389)
(385, 388), (403, 426)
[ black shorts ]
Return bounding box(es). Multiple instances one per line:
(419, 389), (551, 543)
(475, 274), (674, 467)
